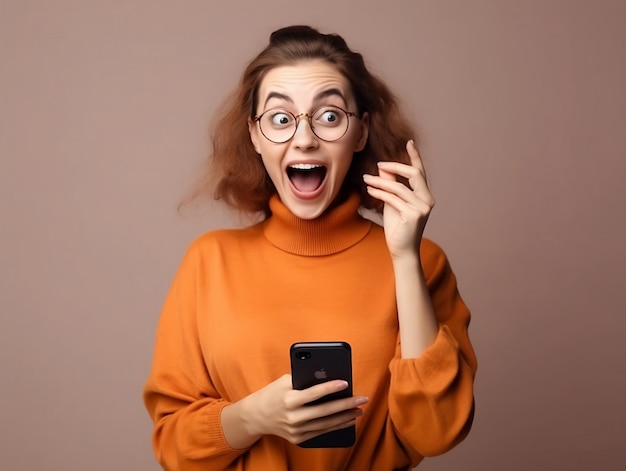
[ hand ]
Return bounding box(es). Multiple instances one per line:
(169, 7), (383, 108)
(239, 375), (368, 446)
(363, 140), (435, 260)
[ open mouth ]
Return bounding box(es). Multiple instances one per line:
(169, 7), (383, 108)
(287, 163), (328, 193)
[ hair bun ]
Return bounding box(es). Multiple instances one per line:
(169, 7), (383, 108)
(269, 25), (350, 52)
(269, 25), (321, 44)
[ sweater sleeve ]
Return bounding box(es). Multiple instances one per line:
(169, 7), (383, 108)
(143, 243), (246, 471)
(387, 239), (477, 460)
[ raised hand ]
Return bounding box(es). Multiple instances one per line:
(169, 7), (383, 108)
(363, 140), (435, 260)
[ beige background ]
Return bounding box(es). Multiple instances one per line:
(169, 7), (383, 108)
(1, 1), (625, 470)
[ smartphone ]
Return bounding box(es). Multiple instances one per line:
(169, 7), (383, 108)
(290, 341), (355, 448)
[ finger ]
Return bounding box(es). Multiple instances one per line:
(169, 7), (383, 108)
(406, 139), (425, 173)
(364, 173), (417, 200)
(376, 161), (428, 196)
(288, 413), (361, 445)
(294, 380), (350, 407)
(297, 396), (367, 429)
(366, 185), (433, 218)
(376, 140), (428, 184)
(372, 162), (433, 203)
(298, 408), (363, 436)
(376, 161), (421, 182)
(377, 165), (397, 182)
(364, 173), (433, 207)
(406, 140), (432, 193)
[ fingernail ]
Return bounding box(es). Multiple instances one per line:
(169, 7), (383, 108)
(355, 396), (369, 405)
(362, 173), (372, 180)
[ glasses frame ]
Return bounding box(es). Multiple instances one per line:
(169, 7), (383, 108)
(252, 106), (359, 144)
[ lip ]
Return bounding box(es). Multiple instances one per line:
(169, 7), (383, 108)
(285, 159), (329, 200)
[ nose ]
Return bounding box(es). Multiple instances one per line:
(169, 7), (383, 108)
(291, 113), (318, 149)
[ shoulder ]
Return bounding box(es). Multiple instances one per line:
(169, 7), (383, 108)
(181, 224), (264, 263)
(192, 225), (260, 246)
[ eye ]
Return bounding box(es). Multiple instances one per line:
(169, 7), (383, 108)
(268, 111), (294, 127)
(314, 107), (343, 127)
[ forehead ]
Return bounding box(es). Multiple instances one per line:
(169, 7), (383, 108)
(257, 60), (354, 107)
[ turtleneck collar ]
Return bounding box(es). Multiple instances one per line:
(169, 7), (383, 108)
(262, 193), (372, 256)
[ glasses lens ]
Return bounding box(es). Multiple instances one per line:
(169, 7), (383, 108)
(311, 107), (349, 141)
(259, 110), (296, 143)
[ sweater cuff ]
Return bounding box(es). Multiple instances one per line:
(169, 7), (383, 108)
(205, 400), (244, 454)
(389, 325), (460, 394)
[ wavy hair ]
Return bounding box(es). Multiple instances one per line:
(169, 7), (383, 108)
(186, 25), (416, 217)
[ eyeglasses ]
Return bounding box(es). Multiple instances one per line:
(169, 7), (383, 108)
(253, 106), (358, 143)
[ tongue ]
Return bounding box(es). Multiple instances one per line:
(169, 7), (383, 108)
(290, 169), (325, 193)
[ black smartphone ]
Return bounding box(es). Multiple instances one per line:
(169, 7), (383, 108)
(290, 341), (355, 448)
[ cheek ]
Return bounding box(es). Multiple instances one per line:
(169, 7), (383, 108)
(259, 152), (282, 180)
(334, 147), (356, 174)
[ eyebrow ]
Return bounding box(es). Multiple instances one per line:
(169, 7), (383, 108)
(262, 88), (347, 109)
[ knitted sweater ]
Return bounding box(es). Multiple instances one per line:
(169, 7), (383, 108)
(143, 193), (477, 471)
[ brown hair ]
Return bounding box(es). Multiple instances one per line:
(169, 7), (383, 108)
(187, 25), (416, 217)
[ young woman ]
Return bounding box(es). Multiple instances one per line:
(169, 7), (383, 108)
(143, 25), (477, 471)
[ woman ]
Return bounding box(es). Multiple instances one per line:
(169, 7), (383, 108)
(143, 25), (477, 471)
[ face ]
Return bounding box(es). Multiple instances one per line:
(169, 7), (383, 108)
(248, 60), (369, 220)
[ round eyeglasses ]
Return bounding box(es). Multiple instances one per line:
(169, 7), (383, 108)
(253, 106), (359, 143)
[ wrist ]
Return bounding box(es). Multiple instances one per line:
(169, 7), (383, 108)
(239, 394), (263, 438)
(390, 251), (421, 270)
(221, 397), (262, 449)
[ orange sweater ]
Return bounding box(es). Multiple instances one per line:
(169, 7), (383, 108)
(143, 193), (477, 471)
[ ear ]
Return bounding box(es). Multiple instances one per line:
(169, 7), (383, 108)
(248, 117), (262, 154)
(354, 112), (369, 152)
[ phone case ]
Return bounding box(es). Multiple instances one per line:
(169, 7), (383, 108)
(290, 342), (355, 448)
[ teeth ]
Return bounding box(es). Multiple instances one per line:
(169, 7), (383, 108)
(289, 163), (323, 170)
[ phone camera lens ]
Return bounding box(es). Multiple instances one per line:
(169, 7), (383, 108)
(297, 351), (311, 360)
